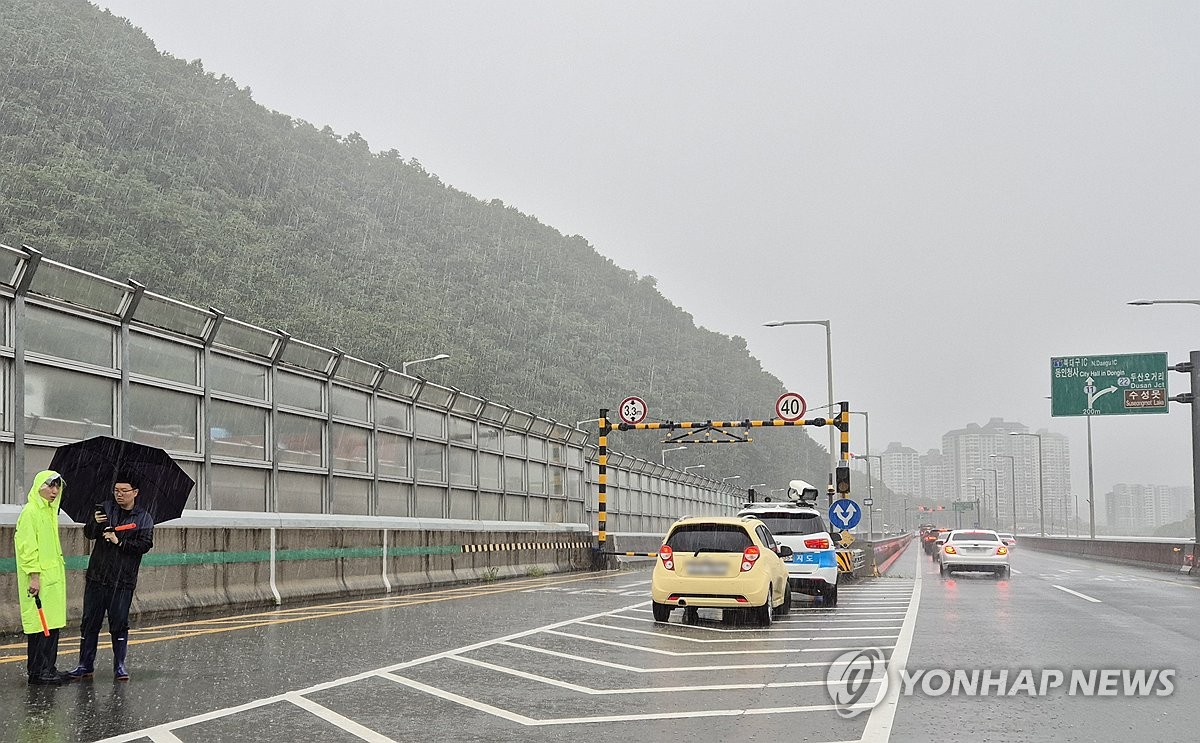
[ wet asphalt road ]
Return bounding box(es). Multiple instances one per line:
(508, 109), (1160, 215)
(889, 545), (1200, 743)
(2, 543), (1197, 743)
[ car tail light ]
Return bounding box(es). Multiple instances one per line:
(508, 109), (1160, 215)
(996, 546), (1008, 555)
(943, 545), (957, 554)
(659, 545), (674, 571)
(804, 538), (830, 549)
(740, 545), (760, 572)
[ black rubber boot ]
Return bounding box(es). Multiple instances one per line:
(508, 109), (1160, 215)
(64, 634), (99, 681)
(111, 634), (129, 681)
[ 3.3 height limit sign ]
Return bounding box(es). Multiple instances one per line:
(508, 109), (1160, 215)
(1051, 353), (1169, 417)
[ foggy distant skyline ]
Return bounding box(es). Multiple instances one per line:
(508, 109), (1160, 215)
(95, 1), (1199, 508)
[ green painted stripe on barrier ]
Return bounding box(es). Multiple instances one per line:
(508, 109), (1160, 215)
(0, 543), (465, 572)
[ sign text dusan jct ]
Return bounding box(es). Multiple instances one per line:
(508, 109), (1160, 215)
(1050, 353), (1169, 417)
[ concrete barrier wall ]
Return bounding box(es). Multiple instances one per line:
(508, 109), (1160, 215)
(0, 510), (592, 634)
(602, 532), (663, 564)
(869, 534), (914, 574)
(1019, 535), (1196, 572)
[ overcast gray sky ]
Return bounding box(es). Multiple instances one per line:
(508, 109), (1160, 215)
(97, 1), (1199, 511)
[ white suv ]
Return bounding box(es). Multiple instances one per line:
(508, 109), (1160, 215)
(738, 493), (839, 606)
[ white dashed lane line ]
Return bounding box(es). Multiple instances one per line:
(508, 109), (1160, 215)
(1052, 584), (1102, 603)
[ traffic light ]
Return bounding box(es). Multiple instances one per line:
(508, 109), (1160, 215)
(835, 464), (851, 494)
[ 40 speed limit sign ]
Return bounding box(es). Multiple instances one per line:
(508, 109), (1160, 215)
(775, 392), (807, 421)
(618, 396), (648, 425)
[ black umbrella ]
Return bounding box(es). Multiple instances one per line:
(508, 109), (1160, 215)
(49, 436), (195, 524)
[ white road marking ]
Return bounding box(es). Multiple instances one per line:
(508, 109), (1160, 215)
(98, 576), (924, 740)
(1010, 568), (1022, 574)
(596, 614), (903, 633)
(501, 641), (859, 672)
(385, 669), (880, 728)
(539, 702), (878, 726)
(789, 610), (907, 615)
(382, 672), (539, 725)
(545, 629), (894, 655)
(573, 620), (898, 642)
(1052, 585), (1102, 603)
(452, 655), (886, 695)
(616, 579), (651, 588)
(94, 601), (651, 743)
(859, 542), (924, 743)
(580, 614), (902, 638)
(285, 694), (397, 742)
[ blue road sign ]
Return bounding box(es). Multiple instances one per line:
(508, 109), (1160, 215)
(828, 499), (862, 530)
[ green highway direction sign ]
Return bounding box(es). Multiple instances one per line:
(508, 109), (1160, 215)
(952, 501), (976, 512)
(1051, 353), (1169, 417)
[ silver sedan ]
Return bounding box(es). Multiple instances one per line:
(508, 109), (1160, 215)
(939, 529), (1011, 578)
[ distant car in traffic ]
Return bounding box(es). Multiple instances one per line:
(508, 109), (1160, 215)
(931, 529), (952, 561)
(997, 532), (1016, 547)
(939, 529), (1010, 578)
(651, 515), (794, 626)
(923, 528), (948, 556)
(738, 488), (840, 606)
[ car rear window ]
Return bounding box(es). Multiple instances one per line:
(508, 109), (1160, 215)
(741, 512), (825, 536)
(666, 524), (753, 552)
(951, 531), (1000, 542)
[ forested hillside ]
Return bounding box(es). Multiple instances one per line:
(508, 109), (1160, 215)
(0, 0), (827, 486)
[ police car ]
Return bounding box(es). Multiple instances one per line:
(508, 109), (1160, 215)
(737, 480), (839, 606)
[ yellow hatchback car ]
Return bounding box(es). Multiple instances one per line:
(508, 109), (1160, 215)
(651, 516), (794, 626)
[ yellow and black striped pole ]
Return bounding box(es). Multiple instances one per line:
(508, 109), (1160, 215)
(839, 401), (851, 465)
(597, 410), (609, 547)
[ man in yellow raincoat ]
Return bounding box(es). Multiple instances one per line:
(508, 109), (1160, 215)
(15, 470), (68, 685)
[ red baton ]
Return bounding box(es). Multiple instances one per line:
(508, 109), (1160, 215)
(33, 594), (49, 637)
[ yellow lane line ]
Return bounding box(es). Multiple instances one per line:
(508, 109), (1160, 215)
(0, 571), (614, 664)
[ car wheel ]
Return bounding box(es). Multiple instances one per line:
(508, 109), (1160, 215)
(939, 563), (949, 577)
(998, 566), (1010, 579)
(682, 607), (700, 625)
(822, 583), (838, 607)
(777, 582), (793, 616)
(652, 602), (672, 623)
(756, 587), (774, 627)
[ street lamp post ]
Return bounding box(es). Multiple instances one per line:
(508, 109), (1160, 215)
(764, 320), (836, 483)
(1010, 432), (1046, 536)
(990, 454), (1018, 533)
(721, 476), (742, 484)
(967, 480), (983, 528)
(661, 446), (687, 466)
(1128, 299), (1200, 569)
(401, 353), (450, 375)
(1043, 392), (1098, 539)
(849, 409), (874, 519)
(684, 464), (706, 474)
(976, 468), (998, 529)
(852, 453), (883, 537)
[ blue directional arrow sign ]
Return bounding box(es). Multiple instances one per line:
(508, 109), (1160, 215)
(828, 499), (862, 530)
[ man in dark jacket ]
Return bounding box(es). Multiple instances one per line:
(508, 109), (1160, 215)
(64, 473), (154, 681)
